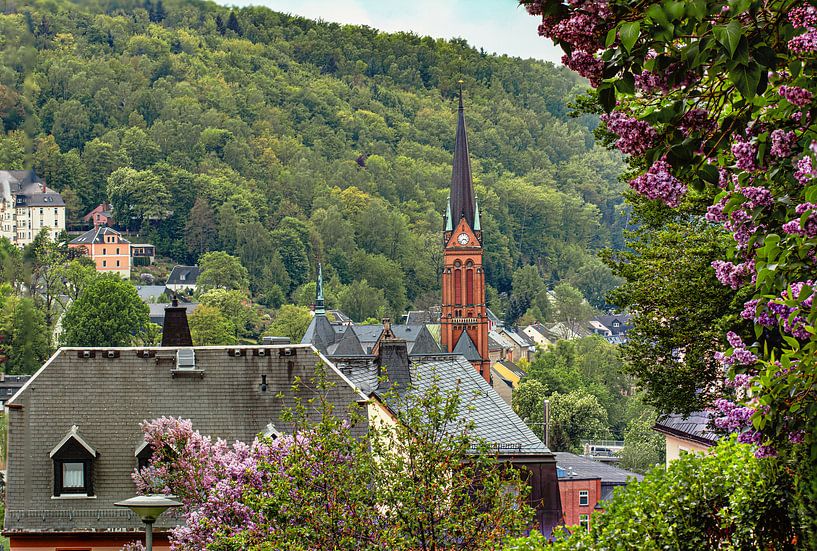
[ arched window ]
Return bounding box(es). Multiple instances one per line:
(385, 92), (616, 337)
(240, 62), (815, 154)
(466, 269), (474, 305)
(454, 268), (462, 305)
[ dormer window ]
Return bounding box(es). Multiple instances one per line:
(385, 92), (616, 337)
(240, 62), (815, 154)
(263, 422), (282, 440)
(612, 321), (620, 328)
(135, 441), (155, 470)
(50, 425), (97, 497)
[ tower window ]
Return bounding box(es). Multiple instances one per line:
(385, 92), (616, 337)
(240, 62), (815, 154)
(466, 269), (474, 305)
(454, 269), (462, 305)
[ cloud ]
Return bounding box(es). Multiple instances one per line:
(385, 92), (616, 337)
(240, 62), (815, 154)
(221, 0), (563, 64)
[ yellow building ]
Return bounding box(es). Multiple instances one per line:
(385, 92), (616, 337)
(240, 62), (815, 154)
(653, 412), (718, 467)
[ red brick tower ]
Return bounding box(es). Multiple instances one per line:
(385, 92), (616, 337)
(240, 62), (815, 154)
(441, 86), (490, 382)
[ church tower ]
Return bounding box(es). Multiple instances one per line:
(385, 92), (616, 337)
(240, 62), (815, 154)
(441, 85), (490, 382)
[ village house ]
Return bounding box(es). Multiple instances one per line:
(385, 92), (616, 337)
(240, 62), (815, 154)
(490, 359), (526, 406)
(81, 203), (114, 229)
(523, 323), (558, 348)
(0, 170), (65, 247)
(554, 451), (642, 532)
(165, 265), (200, 293)
(68, 227), (132, 278)
(653, 412), (718, 467)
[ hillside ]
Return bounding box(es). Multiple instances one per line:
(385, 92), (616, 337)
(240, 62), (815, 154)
(0, 0), (625, 319)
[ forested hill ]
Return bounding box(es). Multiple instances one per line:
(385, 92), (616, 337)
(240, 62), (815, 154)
(0, 0), (625, 319)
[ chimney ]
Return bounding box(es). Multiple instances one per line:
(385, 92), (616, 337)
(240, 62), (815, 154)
(161, 296), (193, 347)
(377, 325), (410, 392)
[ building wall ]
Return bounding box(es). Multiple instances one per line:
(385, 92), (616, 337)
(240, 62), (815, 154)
(522, 327), (551, 348)
(1, 205), (65, 247)
(69, 239), (131, 278)
(664, 434), (711, 467)
(10, 534), (170, 551)
(558, 477), (601, 531)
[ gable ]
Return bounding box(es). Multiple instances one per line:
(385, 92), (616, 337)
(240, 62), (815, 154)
(445, 217), (481, 249)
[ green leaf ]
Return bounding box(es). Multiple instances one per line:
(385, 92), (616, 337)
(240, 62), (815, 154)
(620, 21), (640, 53)
(753, 45), (777, 68)
(728, 64), (761, 100)
(615, 73), (635, 94)
(605, 27), (617, 48)
(599, 85), (616, 113)
(714, 21), (743, 58)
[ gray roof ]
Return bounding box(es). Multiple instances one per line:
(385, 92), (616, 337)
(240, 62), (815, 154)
(594, 314), (632, 336)
(390, 355), (551, 456)
(136, 285), (167, 301)
(148, 302), (198, 325)
(654, 411), (719, 446)
(70, 227), (129, 245)
(0, 170), (64, 207)
(0, 375), (30, 405)
(453, 331), (482, 362)
(404, 309), (441, 325)
(4, 345), (367, 535)
(330, 326), (366, 356)
(303, 319), (440, 356)
(553, 452), (643, 484)
(166, 265), (200, 286)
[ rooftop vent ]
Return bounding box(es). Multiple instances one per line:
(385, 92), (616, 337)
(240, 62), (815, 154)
(176, 348), (196, 370)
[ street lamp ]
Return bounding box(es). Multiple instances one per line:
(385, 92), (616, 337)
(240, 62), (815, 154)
(114, 494), (182, 551)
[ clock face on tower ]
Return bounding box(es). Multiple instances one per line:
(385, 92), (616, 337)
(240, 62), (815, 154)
(457, 232), (469, 245)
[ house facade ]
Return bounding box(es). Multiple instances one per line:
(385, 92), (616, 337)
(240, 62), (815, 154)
(68, 227), (132, 278)
(653, 412), (718, 467)
(554, 452), (642, 531)
(166, 265), (200, 293)
(82, 203), (114, 229)
(0, 170), (65, 247)
(3, 343), (368, 550)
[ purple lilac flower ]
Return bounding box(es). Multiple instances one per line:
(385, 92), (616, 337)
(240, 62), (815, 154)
(600, 111), (658, 156)
(790, 5), (817, 28)
(795, 155), (815, 185)
(779, 85), (814, 107)
(731, 137), (758, 171)
(628, 159), (686, 207)
(711, 259), (754, 289)
(770, 129), (798, 158)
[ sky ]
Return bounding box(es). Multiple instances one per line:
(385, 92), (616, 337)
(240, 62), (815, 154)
(218, 0), (563, 65)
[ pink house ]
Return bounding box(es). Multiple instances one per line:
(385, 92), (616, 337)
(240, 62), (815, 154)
(82, 203), (114, 228)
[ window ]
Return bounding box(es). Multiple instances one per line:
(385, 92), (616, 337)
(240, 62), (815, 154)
(613, 321), (620, 328)
(579, 514), (590, 531)
(103, 248), (107, 255)
(116, 260), (120, 267)
(116, 247), (120, 255)
(50, 426), (96, 497)
(135, 441), (155, 470)
(102, 260), (107, 267)
(579, 490), (589, 506)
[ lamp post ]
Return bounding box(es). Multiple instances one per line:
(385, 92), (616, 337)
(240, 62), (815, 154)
(114, 494), (182, 551)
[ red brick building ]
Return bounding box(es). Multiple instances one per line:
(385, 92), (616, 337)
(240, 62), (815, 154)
(554, 452), (643, 532)
(440, 89), (490, 382)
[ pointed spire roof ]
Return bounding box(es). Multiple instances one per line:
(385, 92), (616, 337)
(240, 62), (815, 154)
(445, 196), (453, 232)
(450, 82), (476, 231)
(331, 326), (365, 356)
(315, 263), (325, 315)
(453, 330), (482, 362)
(473, 196), (481, 231)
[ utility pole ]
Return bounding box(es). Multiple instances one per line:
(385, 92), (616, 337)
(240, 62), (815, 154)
(543, 399), (550, 448)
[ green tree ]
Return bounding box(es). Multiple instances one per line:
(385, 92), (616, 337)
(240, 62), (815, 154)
(512, 379), (548, 432)
(198, 288), (257, 339)
(197, 251), (249, 292)
(0, 295), (50, 375)
(507, 439), (795, 550)
(339, 279), (388, 322)
(60, 276), (149, 347)
(266, 304), (312, 343)
(618, 409), (665, 475)
(552, 282), (595, 336)
(51, 99), (90, 150)
(184, 197), (218, 257)
(106, 167), (171, 230)
(188, 304), (237, 346)
(548, 389), (610, 454)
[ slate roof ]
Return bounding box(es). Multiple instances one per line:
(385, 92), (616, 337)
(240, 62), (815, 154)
(148, 302), (198, 326)
(136, 285), (167, 301)
(0, 375), (30, 405)
(453, 330), (482, 362)
(330, 326), (366, 356)
(404, 309), (440, 325)
(70, 227), (129, 245)
(166, 265), (200, 286)
(388, 355), (551, 456)
(303, 318), (440, 356)
(0, 170), (64, 207)
(653, 411), (719, 446)
(4, 345), (368, 535)
(553, 452), (643, 484)
(501, 328), (534, 349)
(594, 314), (632, 336)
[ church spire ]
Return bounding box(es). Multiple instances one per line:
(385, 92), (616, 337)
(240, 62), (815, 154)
(450, 81), (476, 231)
(315, 263), (325, 315)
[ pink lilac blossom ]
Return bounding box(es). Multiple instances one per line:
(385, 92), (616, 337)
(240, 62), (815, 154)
(705, 195), (730, 222)
(782, 204), (817, 237)
(789, 30), (817, 54)
(738, 186), (773, 209)
(628, 159), (686, 207)
(790, 5), (817, 28)
(794, 155), (815, 185)
(779, 85), (814, 107)
(711, 259), (755, 290)
(770, 129), (798, 158)
(561, 51), (603, 87)
(731, 137), (758, 171)
(679, 108), (716, 137)
(600, 112), (658, 156)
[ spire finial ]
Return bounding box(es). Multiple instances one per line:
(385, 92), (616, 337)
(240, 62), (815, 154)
(315, 263), (326, 316)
